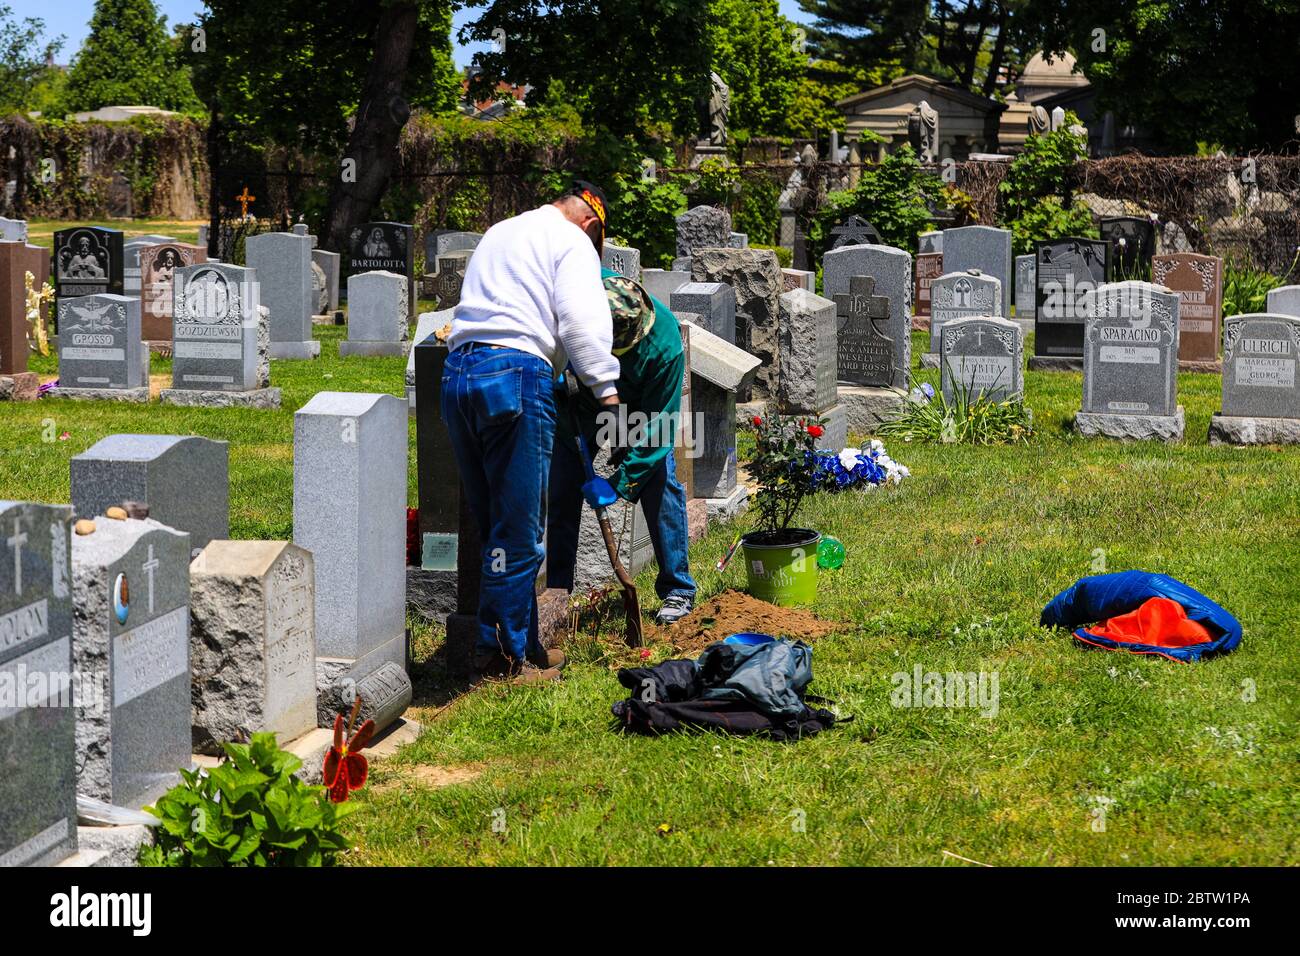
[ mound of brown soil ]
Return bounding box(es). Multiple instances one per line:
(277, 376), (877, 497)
(646, 589), (841, 655)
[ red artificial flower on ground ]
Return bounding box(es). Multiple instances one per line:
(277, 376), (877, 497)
(808, 424), (824, 438)
(752, 416), (763, 427)
(323, 698), (376, 803)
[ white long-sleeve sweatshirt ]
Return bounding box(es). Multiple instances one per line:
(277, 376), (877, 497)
(446, 204), (620, 398)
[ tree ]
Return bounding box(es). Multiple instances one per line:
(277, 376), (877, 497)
(460, 0), (712, 141)
(706, 0), (806, 137)
(0, 4), (63, 116)
(1017, 0), (1300, 152)
(62, 0), (201, 114)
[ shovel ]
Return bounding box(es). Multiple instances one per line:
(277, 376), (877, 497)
(567, 379), (644, 647)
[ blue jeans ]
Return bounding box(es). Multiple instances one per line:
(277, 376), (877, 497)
(547, 437), (696, 603)
(441, 346), (555, 662)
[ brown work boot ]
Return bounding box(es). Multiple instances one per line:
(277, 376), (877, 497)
(472, 648), (510, 680)
(509, 660), (562, 684)
(527, 646), (567, 670)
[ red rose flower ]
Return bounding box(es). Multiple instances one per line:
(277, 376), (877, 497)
(808, 424), (824, 438)
(752, 416), (763, 427)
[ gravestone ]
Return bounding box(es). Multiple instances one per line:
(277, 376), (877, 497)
(434, 253), (469, 310)
(312, 248), (340, 313)
(1014, 254), (1036, 325)
(828, 214), (883, 249)
(0, 217), (26, 242)
(690, 247), (783, 398)
(942, 225), (1012, 319)
(679, 317), (761, 518)
(641, 268), (691, 304)
(347, 222), (415, 317)
(411, 331), (463, 624)
(406, 308), (452, 413)
(914, 232), (943, 326)
(162, 262), (280, 408)
(427, 229), (481, 265)
(832, 275), (894, 388)
(1076, 281), (1183, 441)
(54, 228), (124, 324)
(245, 231), (319, 359)
(51, 294), (147, 401)
(728, 232), (748, 249)
(189, 541), (318, 754)
(1031, 236), (1110, 369)
(1100, 216), (1156, 277)
(670, 282), (735, 343)
(71, 434), (229, 554)
(72, 516), (191, 807)
(601, 242), (641, 280)
(1208, 313), (1300, 445)
(940, 316), (1024, 404)
(340, 270), (409, 358)
(1266, 285), (1300, 318)
(123, 235), (176, 298)
(0, 500), (78, 866)
(140, 242), (206, 343)
(293, 392), (411, 730)
(824, 244), (911, 390)
(924, 270), (1002, 365)
(1, 240), (51, 387)
(676, 205), (731, 258)
(778, 288), (846, 449)
(782, 268), (815, 293)
(1153, 253), (1223, 369)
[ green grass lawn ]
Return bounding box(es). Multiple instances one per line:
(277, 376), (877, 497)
(3, 327), (1297, 866)
(23, 218), (208, 250)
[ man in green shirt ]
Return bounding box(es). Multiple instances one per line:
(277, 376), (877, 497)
(547, 269), (697, 624)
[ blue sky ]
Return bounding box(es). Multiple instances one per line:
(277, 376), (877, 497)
(9, 1), (816, 69)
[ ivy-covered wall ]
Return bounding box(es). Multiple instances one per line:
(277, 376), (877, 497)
(0, 115), (209, 220)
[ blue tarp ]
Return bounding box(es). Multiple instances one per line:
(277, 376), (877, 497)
(1040, 570), (1242, 662)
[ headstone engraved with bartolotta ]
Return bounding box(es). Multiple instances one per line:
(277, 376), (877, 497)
(1031, 237), (1110, 369)
(1208, 313), (1300, 446)
(347, 222), (415, 317)
(162, 263), (281, 409)
(833, 275), (894, 388)
(52, 294), (148, 401)
(141, 242), (206, 343)
(72, 516), (192, 808)
(1076, 281), (1184, 441)
(940, 316), (1023, 404)
(924, 269), (1001, 366)
(0, 501), (78, 867)
(1152, 253), (1223, 370)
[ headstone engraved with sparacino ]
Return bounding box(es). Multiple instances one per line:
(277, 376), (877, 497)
(189, 541), (318, 755)
(161, 263), (281, 408)
(347, 222), (415, 317)
(833, 275), (894, 388)
(1151, 253), (1223, 369)
(340, 270), (410, 358)
(823, 243), (911, 392)
(141, 242), (206, 343)
(924, 269), (1001, 366)
(71, 434), (230, 554)
(72, 516), (192, 808)
(0, 501), (78, 867)
(1075, 281), (1184, 441)
(1208, 313), (1300, 446)
(51, 294), (147, 401)
(940, 316), (1024, 404)
(942, 225), (1012, 319)
(245, 231), (319, 360)
(54, 227), (124, 316)
(1031, 236), (1110, 369)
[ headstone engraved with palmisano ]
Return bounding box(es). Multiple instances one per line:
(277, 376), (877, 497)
(928, 270), (1001, 354)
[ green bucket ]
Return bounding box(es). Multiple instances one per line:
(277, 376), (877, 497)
(741, 529), (821, 606)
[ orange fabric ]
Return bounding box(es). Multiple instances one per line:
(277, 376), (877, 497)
(1085, 596), (1214, 649)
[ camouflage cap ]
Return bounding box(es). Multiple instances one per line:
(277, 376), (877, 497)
(605, 274), (655, 355)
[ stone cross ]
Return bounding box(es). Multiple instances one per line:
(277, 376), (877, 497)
(833, 275), (894, 388)
(8, 517), (26, 595)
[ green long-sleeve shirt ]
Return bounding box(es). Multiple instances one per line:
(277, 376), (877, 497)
(558, 268), (684, 502)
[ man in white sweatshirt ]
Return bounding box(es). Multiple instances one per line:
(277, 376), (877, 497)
(443, 182), (621, 682)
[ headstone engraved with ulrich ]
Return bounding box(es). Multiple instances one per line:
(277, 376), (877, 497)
(1076, 281), (1184, 441)
(1031, 236), (1110, 369)
(0, 501), (78, 867)
(51, 294), (148, 401)
(72, 516), (192, 808)
(1208, 313), (1300, 446)
(1151, 253), (1223, 370)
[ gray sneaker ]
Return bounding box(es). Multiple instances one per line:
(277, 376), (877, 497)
(655, 594), (694, 626)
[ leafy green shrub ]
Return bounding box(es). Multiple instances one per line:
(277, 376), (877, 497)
(139, 732), (358, 867)
(1222, 265), (1288, 316)
(752, 243), (792, 268)
(881, 381), (1034, 446)
(999, 117), (1094, 255)
(610, 174), (688, 269)
(747, 411), (825, 533)
(811, 145), (944, 261)
(733, 174), (781, 246)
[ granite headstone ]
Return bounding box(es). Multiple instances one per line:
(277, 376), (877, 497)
(54, 293), (146, 394)
(942, 225), (1012, 319)
(140, 242), (206, 342)
(245, 231), (318, 359)
(823, 244), (911, 389)
(940, 316), (1023, 404)
(670, 282), (735, 344)
(1152, 253), (1223, 366)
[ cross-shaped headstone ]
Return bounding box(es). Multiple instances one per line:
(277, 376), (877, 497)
(7, 518), (26, 595)
(832, 275), (894, 387)
(235, 187), (256, 219)
(142, 544), (159, 613)
(829, 215), (884, 250)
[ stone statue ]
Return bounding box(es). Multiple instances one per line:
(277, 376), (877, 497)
(702, 71), (730, 147)
(908, 100), (939, 163)
(1028, 105), (1050, 138)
